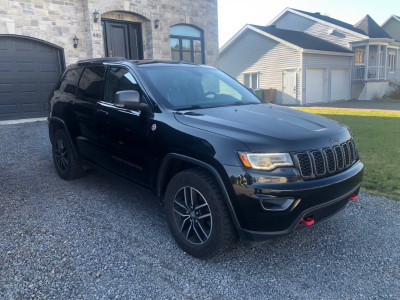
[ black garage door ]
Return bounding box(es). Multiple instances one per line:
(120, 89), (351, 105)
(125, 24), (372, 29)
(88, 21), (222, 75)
(0, 36), (64, 121)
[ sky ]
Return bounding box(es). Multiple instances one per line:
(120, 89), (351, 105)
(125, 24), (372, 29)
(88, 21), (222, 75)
(218, 0), (398, 48)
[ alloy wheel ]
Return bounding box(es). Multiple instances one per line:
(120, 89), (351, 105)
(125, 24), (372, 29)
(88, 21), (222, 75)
(173, 186), (212, 244)
(54, 138), (69, 172)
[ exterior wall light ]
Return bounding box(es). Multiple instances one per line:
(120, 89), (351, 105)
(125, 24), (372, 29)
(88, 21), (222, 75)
(73, 35), (79, 48)
(154, 18), (160, 29)
(93, 10), (99, 23)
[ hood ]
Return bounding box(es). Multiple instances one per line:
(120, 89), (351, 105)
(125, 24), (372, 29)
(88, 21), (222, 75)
(174, 104), (350, 152)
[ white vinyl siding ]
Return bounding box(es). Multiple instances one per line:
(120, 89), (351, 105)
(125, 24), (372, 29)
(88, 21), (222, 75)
(273, 11), (365, 48)
(220, 29), (301, 104)
(303, 53), (352, 68)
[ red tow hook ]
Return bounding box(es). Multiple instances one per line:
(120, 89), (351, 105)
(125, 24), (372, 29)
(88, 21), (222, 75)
(350, 194), (358, 201)
(301, 217), (315, 226)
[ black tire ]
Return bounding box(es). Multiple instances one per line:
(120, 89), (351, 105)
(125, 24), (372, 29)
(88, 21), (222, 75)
(164, 168), (237, 259)
(52, 129), (84, 180)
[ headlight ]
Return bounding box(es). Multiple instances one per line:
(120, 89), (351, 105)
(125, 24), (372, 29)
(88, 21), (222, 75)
(238, 152), (293, 170)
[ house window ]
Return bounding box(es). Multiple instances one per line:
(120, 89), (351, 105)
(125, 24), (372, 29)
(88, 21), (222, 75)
(388, 52), (396, 70)
(170, 25), (204, 64)
(244, 73), (259, 89)
(355, 49), (365, 65)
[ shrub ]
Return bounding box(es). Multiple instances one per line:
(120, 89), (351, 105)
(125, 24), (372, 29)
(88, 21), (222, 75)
(386, 86), (400, 100)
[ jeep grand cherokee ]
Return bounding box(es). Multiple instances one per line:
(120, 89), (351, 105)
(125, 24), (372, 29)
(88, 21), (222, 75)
(48, 58), (364, 259)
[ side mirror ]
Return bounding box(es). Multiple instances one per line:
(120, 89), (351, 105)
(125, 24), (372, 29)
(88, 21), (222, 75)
(114, 90), (149, 111)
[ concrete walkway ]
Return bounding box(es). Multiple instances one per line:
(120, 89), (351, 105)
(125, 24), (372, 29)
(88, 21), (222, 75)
(304, 100), (400, 111)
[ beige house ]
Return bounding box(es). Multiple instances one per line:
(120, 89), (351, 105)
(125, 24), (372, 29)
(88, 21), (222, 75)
(0, 0), (219, 120)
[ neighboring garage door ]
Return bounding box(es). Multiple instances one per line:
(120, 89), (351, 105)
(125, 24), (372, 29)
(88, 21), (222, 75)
(331, 68), (349, 101)
(306, 68), (325, 104)
(0, 36), (64, 121)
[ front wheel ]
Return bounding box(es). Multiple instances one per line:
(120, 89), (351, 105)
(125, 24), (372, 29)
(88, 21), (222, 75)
(164, 168), (236, 259)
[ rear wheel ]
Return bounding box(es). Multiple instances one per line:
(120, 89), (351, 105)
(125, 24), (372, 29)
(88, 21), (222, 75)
(52, 129), (84, 180)
(165, 168), (236, 259)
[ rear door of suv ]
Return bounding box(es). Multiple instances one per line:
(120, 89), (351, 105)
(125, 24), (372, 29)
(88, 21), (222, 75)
(74, 65), (106, 162)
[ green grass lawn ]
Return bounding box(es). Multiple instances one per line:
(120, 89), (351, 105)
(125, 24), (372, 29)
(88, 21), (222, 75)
(292, 108), (400, 200)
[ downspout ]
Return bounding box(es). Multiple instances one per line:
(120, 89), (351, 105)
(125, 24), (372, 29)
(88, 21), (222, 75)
(300, 50), (304, 105)
(395, 49), (400, 82)
(365, 44), (369, 81)
(349, 54), (353, 100)
(377, 45), (381, 79)
(349, 43), (353, 100)
(384, 45), (388, 80)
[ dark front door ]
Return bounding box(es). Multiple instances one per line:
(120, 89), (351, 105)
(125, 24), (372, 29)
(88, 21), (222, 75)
(102, 20), (143, 60)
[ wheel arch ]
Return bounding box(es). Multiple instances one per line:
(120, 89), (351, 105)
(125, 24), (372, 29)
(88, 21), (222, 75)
(156, 153), (242, 232)
(48, 117), (79, 159)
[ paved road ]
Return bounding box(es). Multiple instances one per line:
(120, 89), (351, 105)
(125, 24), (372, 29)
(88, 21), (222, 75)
(1, 121), (399, 299)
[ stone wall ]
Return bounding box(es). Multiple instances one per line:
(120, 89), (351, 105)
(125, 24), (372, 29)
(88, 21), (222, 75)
(0, 0), (219, 66)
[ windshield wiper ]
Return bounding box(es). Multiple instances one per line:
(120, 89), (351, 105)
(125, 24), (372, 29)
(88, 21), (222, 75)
(223, 101), (259, 107)
(174, 101), (259, 111)
(174, 104), (216, 111)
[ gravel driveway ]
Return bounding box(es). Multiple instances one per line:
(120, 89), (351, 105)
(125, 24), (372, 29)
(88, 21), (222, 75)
(1, 121), (399, 299)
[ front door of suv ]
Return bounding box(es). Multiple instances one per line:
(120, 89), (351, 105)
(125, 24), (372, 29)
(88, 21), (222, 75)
(95, 66), (151, 187)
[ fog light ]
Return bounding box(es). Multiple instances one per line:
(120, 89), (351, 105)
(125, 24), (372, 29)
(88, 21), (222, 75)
(260, 197), (294, 211)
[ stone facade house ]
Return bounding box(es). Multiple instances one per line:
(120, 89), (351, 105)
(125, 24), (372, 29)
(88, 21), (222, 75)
(0, 0), (219, 120)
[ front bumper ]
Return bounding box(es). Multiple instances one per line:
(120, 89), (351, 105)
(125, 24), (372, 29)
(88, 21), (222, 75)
(223, 161), (364, 242)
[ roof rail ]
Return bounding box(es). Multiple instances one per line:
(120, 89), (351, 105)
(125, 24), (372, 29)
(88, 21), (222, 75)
(77, 57), (127, 65)
(133, 59), (196, 65)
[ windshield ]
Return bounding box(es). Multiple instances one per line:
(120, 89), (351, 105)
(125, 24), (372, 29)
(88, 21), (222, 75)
(138, 65), (261, 109)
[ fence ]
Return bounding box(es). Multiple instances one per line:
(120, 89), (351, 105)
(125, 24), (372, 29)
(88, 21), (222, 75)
(351, 66), (399, 82)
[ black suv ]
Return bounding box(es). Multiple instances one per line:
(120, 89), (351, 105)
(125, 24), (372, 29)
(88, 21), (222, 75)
(48, 58), (364, 259)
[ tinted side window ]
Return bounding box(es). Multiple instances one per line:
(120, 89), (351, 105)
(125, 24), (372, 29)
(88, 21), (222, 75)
(59, 68), (83, 95)
(77, 66), (106, 100)
(104, 67), (140, 103)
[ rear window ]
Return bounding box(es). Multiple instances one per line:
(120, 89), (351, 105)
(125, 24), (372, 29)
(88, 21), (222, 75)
(59, 68), (83, 95)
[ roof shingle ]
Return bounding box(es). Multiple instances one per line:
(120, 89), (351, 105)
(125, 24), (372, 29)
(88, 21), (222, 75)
(250, 25), (353, 53)
(292, 9), (367, 35)
(354, 15), (392, 38)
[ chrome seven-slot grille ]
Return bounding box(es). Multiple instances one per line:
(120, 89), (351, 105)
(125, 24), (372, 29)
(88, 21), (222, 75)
(293, 139), (358, 179)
